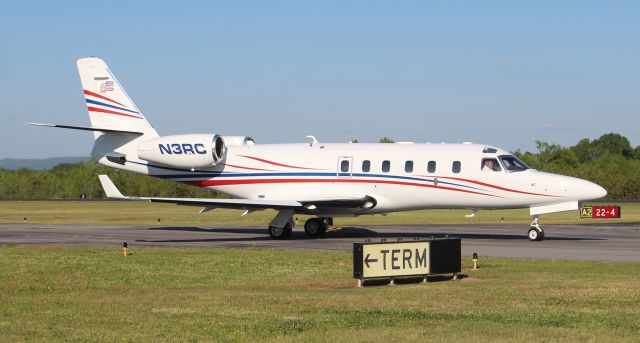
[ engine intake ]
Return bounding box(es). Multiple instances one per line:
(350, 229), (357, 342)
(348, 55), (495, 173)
(137, 134), (226, 169)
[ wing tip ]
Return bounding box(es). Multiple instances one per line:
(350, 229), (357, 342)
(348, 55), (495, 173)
(98, 175), (126, 199)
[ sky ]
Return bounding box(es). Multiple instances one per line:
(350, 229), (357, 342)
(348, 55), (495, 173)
(1, 1), (638, 158)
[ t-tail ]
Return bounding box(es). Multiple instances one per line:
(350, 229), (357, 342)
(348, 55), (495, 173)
(77, 57), (157, 138)
(30, 57), (160, 173)
(77, 58), (159, 167)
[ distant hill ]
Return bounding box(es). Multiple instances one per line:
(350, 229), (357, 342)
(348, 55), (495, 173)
(0, 157), (90, 170)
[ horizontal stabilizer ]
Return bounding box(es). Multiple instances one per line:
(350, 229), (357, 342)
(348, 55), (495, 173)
(28, 123), (143, 135)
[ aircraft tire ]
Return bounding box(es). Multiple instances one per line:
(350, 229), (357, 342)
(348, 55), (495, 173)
(304, 218), (327, 237)
(527, 227), (544, 241)
(268, 223), (293, 239)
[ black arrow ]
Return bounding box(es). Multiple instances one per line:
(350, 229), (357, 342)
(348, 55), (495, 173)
(364, 254), (378, 268)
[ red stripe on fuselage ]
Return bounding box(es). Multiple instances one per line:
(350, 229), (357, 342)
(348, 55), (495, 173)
(222, 164), (274, 171)
(83, 90), (126, 107)
(238, 155), (323, 170)
(87, 106), (143, 119)
(184, 178), (503, 198)
(427, 176), (557, 197)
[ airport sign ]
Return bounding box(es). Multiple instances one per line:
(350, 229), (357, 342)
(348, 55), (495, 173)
(580, 206), (621, 218)
(353, 238), (461, 279)
(355, 241), (430, 278)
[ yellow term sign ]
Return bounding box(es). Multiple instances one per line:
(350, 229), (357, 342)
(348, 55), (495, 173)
(357, 242), (430, 278)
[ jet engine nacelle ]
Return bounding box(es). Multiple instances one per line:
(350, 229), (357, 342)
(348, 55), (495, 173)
(137, 134), (225, 169)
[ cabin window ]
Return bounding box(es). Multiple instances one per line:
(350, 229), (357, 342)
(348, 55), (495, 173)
(481, 158), (501, 172)
(340, 160), (350, 172)
(427, 161), (436, 173)
(452, 161), (461, 173)
(405, 161), (413, 173)
(362, 160), (371, 172)
(382, 160), (390, 173)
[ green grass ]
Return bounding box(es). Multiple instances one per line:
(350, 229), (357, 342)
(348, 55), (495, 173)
(1, 245), (639, 342)
(0, 201), (637, 227)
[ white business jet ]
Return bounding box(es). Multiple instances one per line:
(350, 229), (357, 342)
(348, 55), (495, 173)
(31, 57), (607, 241)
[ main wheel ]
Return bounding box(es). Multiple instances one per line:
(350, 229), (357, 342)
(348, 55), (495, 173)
(528, 227), (544, 241)
(268, 223), (293, 239)
(304, 218), (327, 237)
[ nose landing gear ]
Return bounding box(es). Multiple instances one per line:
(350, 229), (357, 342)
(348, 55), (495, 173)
(528, 216), (545, 241)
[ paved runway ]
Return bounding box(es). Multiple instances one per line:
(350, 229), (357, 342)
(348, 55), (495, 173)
(1, 223), (639, 261)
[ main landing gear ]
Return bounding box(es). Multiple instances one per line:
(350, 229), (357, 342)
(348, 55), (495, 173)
(267, 209), (334, 239)
(528, 215), (545, 241)
(303, 217), (331, 237)
(268, 209), (295, 239)
(268, 221), (293, 239)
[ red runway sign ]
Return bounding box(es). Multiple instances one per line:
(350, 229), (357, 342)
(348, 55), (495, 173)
(580, 206), (621, 219)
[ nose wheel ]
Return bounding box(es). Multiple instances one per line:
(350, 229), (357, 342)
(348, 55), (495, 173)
(528, 227), (544, 241)
(528, 216), (545, 241)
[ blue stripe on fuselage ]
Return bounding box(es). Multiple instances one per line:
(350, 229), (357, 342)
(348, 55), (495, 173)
(125, 161), (484, 191)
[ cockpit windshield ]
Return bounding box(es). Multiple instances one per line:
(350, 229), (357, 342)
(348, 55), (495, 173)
(498, 155), (530, 172)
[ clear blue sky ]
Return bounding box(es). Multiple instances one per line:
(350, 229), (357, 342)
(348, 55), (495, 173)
(1, 1), (638, 158)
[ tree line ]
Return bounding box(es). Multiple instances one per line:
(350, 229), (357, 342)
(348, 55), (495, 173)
(1, 133), (638, 199)
(0, 162), (216, 200)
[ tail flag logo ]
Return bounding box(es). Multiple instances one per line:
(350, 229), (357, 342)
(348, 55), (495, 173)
(100, 80), (114, 93)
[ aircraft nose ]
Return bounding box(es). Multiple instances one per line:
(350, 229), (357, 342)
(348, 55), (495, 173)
(579, 180), (607, 200)
(593, 183), (608, 199)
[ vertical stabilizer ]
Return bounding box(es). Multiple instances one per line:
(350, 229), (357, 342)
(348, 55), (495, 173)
(77, 57), (158, 173)
(77, 57), (158, 138)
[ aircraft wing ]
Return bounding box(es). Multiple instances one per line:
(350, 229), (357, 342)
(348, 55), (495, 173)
(149, 197), (301, 209)
(98, 175), (376, 211)
(99, 175), (302, 209)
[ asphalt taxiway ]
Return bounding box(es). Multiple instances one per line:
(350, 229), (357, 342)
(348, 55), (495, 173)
(1, 223), (639, 261)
